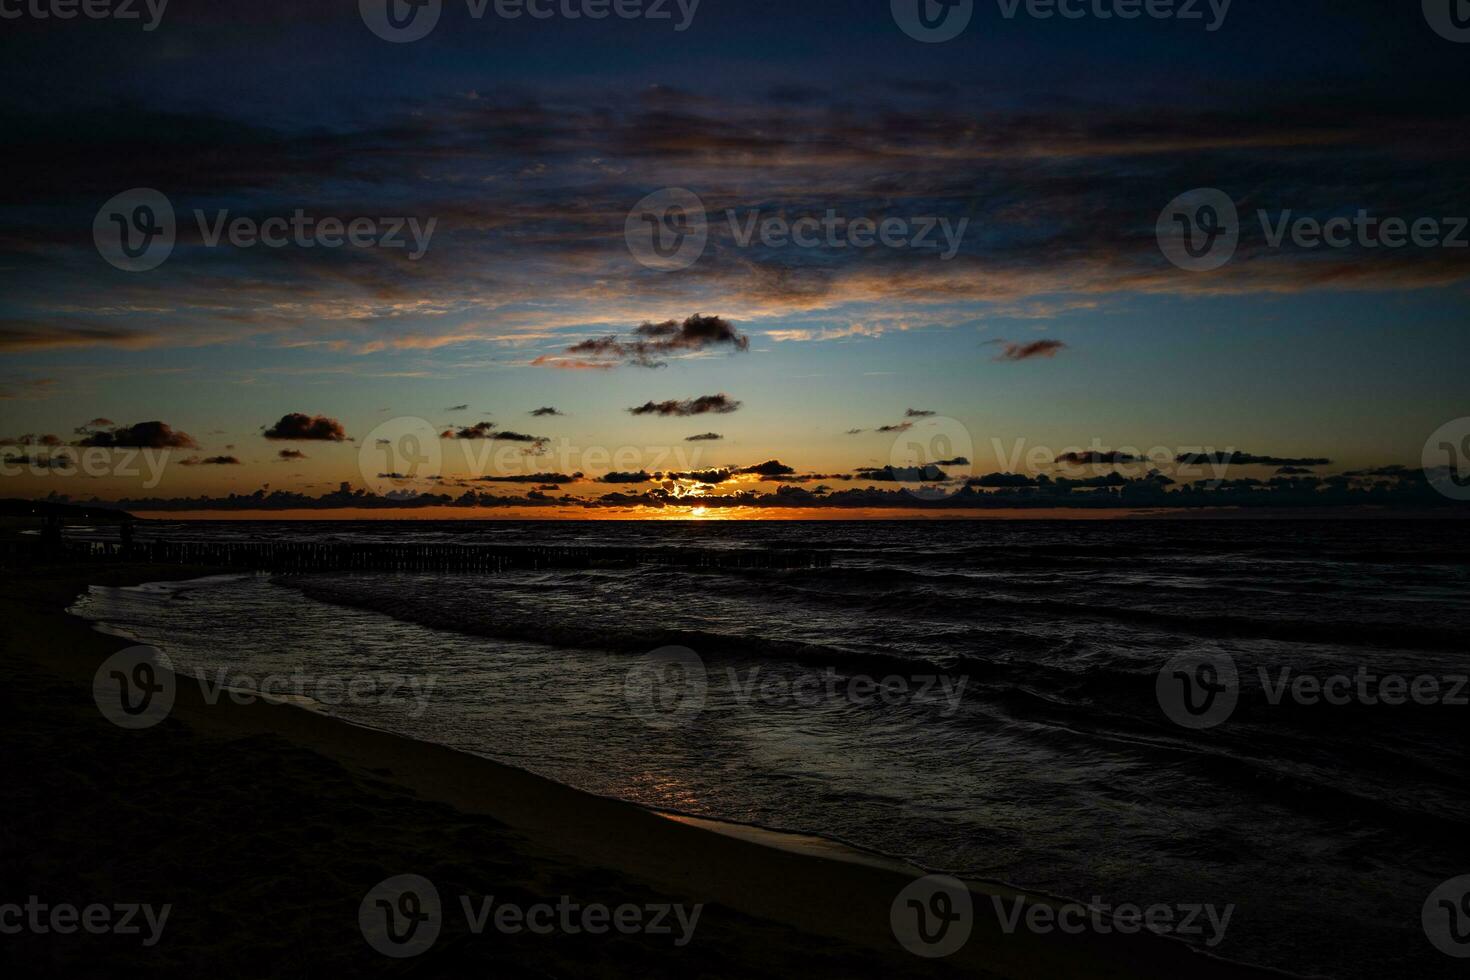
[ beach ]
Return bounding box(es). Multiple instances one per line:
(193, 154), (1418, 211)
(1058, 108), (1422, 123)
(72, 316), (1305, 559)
(0, 558), (1278, 978)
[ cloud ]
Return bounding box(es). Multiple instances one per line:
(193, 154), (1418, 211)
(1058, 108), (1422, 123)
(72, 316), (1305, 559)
(0, 433), (63, 447)
(477, 472), (582, 484)
(628, 393), (742, 417)
(738, 460), (796, 478)
(667, 468), (732, 483)
(855, 464), (953, 482)
(181, 455), (243, 465)
(876, 422), (913, 433)
(74, 418), (115, 434)
(599, 471), (654, 483)
(0, 378), (59, 401)
(991, 339), (1068, 362)
(76, 421), (199, 449)
(528, 357), (617, 372)
(1176, 452), (1331, 467)
(0, 320), (160, 353)
(968, 472), (1039, 487)
(278, 449), (307, 460)
(442, 421), (496, 440)
(263, 413), (348, 441)
(529, 407), (563, 416)
(685, 432), (723, 441)
(538, 315), (748, 370)
(1, 453), (73, 469)
(7, 78), (1470, 364)
(905, 409), (937, 418)
(437, 426), (548, 449)
(767, 323), (885, 343)
(1055, 451), (1144, 465)
(444, 404), (469, 412)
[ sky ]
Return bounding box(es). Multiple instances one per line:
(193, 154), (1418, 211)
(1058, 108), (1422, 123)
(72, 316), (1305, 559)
(1, 0), (1467, 516)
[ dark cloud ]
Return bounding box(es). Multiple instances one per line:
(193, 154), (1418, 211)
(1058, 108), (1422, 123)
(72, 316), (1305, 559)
(991, 339), (1068, 362)
(496, 431), (546, 443)
(74, 418), (114, 434)
(636, 314), (748, 351)
(442, 421), (496, 440)
(444, 404), (469, 412)
(77, 421), (199, 449)
(599, 471), (654, 483)
(1056, 451), (1144, 465)
(278, 449), (307, 460)
(539, 315), (748, 370)
(968, 472), (1039, 488)
(738, 460), (796, 478)
(478, 472), (583, 484)
(855, 464), (952, 483)
(181, 455), (243, 466)
(876, 422), (913, 433)
(905, 409), (937, 418)
(685, 432), (723, 441)
(7, 74), (1470, 367)
(1176, 452), (1332, 467)
(529, 407), (563, 417)
(628, 393), (742, 417)
(263, 413), (348, 442)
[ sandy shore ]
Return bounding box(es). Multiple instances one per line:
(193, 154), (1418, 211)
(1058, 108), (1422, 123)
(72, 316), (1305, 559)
(0, 561), (1277, 977)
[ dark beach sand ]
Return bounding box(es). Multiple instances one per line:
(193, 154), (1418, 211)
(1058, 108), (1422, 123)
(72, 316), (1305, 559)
(0, 561), (1278, 978)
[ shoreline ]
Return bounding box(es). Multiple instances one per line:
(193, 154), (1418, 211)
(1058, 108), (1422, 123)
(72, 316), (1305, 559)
(4, 561), (1284, 978)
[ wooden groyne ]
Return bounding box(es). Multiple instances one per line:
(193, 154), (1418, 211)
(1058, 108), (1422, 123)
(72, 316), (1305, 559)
(2, 537), (832, 573)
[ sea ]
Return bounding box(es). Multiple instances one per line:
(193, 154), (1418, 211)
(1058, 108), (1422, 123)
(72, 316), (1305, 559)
(67, 518), (1470, 979)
